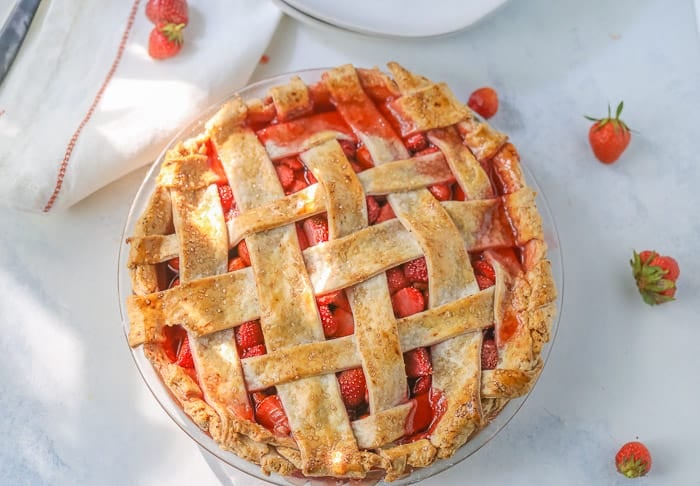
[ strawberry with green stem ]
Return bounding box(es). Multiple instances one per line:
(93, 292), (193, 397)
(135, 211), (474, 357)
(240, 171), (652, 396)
(616, 441), (651, 478)
(585, 101), (632, 164)
(630, 250), (680, 305)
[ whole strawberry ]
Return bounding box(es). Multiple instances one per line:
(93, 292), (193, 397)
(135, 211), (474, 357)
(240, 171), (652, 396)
(615, 441), (651, 478)
(585, 101), (631, 164)
(146, 0), (188, 25)
(630, 250), (680, 305)
(148, 23), (184, 60)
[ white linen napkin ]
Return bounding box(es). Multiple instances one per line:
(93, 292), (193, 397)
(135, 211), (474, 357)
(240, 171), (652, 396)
(0, 0), (281, 212)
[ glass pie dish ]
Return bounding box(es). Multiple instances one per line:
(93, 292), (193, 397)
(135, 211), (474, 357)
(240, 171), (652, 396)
(117, 66), (564, 485)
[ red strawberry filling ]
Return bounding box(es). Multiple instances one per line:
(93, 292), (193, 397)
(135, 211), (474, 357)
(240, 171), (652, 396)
(153, 77), (534, 441)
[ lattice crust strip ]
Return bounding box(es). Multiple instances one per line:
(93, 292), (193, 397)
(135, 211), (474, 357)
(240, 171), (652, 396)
(125, 62), (557, 481)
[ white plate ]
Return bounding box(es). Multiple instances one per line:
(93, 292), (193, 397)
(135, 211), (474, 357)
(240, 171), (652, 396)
(271, 0), (356, 36)
(282, 0), (509, 38)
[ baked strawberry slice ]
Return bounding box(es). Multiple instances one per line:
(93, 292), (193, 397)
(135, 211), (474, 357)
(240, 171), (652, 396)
(339, 139), (357, 159)
(337, 368), (367, 409)
(355, 145), (374, 169)
(228, 257), (246, 272)
(473, 259), (496, 281)
(167, 257), (180, 272)
(366, 196), (381, 225)
(161, 325), (187, 363)
(405, 392), (432, 436)
(316, 290), (351, 312)
(403, 257), (428, 283)
(218, 185), (234, 214)
(235, 320), (264, 351)
(303, 216), (329, 246)
(175, 334), (194, 369)
(481, 338), (498, 369)
(237, 240), (251, 266)
(296, 223), (310, 251)
(318, 304), (338, 338)
(476, 274), (495, 290)
(333, 307), (355, 337)
(255, 395), (291, 435)
(275, 164), (295, 190)
(392, 287), (426, 318)
(428, 183), (452, 201)
(376, 203), (396, 223)
(386, 267), (409, 294)
(412, 375), (432, 396)
(404, 347), (432, 378)
(404, 133), (427, 152)
(241, 344), (266, 359)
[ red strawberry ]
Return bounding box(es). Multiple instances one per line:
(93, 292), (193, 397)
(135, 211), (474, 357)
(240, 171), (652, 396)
(473, 259), (496, 281)
(392, 287), (426, 318)
(275, 164), (295, 190)
(161, 325), (187, 363)
(296, 223), (310, 251)
(339, 139), (357, 159)
(412, 375), (432, 396)
(279, 156), (303, 171)
(467, 87), (499, 119)
(148, 23), (184, 60)
(453, 183), (466, 201)
(255, 394), (291, 435)
(615, 441), (651, 478)
(175, 334), (194, 368)
(476, 274), (495, 290)
(375, 203), (396, 223)
(403, 257), (428, 283)
(415, 146), (440, 157)
(168, 276), (180, 288)
(404, 347), (432, 378)
(337, 368), (367, 409)
(333, 307), (355, 337)
(303, 216), (329, 246)
(404, 133), (428, 152)
(241, 344), (266, 358)
(428, 183), (452, 201)
(585, 101), (631, 164)
(228, 257), (246, 272)
(366, 196), (381, 225)
(167, 257), (180, 272)
(303, 168), (318, 185)
(316, 291), (351, 312)
(631, 250), (680, 305)
(386, 267), (409, 294)
(318, 305), (338, 338)
(146, 0), (188, 25)
(405, 392), (432, 436)
(237, 240), (251, 266)
(481, 338), (498, 369)
(217, 185), (234, 214)
(356, 145), (374, 169)
(235, 320), (264, 351)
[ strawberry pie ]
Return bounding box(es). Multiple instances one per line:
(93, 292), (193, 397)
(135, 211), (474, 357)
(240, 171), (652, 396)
(124, 63), (557, 481)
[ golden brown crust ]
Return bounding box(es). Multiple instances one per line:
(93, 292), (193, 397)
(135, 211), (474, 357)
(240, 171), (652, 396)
(124, 62), (557, 482)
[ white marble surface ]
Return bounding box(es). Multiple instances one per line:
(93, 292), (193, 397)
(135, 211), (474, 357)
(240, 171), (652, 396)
(1, 0), (699, 484)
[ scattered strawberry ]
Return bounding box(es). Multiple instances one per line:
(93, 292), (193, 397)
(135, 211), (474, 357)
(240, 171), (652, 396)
(404, 133), (428, 152)
(255, 394), (291, 435)
(235, 320), (265, 351)
(392, 287), (426, 318)
(146, 0), (189, 25)
(481, 338), (498, 369)
(175, 334), (194, 368)
(615, 441), (651, 478)
(148, 22), (184, 60)
(237, 240), (251, 266)
(303, 216), (329, 246)
(386, 267), (409, 294)
(404, 347), (432, 378)
(259, 54), (270, 65)
(467, 87), (499, 119)
(403, 257), (428, 283)
(631, 250), (680, 305)
(585, 101), (631, 164)
(338, 368), (367, 409)
(241, 344), (266, 358)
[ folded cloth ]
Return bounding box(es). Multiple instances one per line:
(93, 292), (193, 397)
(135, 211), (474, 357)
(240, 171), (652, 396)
(0, 0), (281, 212)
